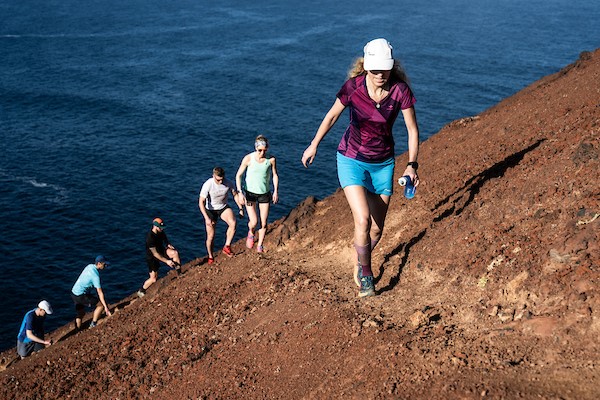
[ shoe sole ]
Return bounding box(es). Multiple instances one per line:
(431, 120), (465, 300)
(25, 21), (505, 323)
(358, 289), (376, 298)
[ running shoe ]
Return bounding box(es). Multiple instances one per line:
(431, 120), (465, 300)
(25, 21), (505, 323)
(358, 275), (376, 298)
(246, 232), (255, 248)
(257, 245), (265, 253)
(89, 321), (97, 329)
(223, 245), (234, 257)
(137, 290), (146, 298)
(354, 263), (362, 288)
(207, 257), (214, 265)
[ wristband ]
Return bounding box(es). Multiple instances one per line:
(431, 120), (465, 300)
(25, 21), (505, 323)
(407, 161), (419, 170)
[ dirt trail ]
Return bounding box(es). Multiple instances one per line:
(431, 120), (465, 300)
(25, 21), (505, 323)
(1, 49), (599, 399)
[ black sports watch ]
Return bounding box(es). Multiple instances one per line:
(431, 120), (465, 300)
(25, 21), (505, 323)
(407, 161), (419, 170)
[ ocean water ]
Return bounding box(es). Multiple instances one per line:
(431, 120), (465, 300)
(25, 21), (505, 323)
(1, 0), (598, 351)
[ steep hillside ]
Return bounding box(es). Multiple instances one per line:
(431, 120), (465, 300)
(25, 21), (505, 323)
(1, 49), (598, 399)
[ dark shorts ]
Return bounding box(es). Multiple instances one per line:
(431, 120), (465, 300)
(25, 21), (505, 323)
(71, 292), (99, 311)
(206, 205), (230, 222)
(146, 256), (162, 273)
(17, 340), (44, 358)
(146, 250), (169, 273)
(244, 190), (272, 204)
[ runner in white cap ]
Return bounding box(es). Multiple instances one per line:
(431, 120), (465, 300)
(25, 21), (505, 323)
(16, 300), (53, 358)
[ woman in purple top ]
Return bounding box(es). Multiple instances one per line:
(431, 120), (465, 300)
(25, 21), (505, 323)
(302, 38), (420, 298)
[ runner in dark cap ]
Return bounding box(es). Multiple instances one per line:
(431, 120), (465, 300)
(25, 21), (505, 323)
(137, 218), (181, 298)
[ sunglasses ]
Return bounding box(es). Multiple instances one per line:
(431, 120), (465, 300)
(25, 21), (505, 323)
(368, 70), (390, 76)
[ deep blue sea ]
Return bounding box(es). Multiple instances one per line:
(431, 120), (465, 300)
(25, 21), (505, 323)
(1, 0), (598, 351)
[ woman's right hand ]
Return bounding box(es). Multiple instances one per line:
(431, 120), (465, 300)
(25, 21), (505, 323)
(302, 145), (317, 167)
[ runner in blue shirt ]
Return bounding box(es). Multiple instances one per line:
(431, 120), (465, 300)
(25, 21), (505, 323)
(70, 255), (112, 329)
(16, 300), (53, 358)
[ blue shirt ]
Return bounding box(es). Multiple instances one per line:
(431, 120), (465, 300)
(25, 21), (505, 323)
(17, 309), (45, 343)
(71, 264), (101, 296)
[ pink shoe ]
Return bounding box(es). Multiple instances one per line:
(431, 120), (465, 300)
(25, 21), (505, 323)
(257, 245), (265, 253)
(246, 232), (255, 249)
(223, 245), (234, 257)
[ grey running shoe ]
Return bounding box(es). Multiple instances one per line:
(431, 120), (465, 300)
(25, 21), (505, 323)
(358, 275), (375, 298)
(89, 321), (97, 329)
(137, 290), (145, 298)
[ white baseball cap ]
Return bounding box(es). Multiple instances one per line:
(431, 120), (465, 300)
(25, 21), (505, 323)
(38, 300), (53, 315)
(363, 38), (394, 71)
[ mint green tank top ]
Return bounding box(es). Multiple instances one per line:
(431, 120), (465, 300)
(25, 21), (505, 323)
(245, 154), (271, 194)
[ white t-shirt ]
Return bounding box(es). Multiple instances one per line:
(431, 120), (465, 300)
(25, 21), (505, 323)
(199, 177), (236, 211)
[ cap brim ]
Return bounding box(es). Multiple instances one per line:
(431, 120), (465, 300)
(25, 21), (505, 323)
(364, 58), (394, 71)
(41, 306), (53, 314)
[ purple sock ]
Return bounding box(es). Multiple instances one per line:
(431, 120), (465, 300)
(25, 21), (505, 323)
(354, 243), (372, 277)
(370, 237), (380, 251)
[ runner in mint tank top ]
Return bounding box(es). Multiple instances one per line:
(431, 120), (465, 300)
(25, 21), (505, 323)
(235, 135), (279, 253)
(302, 38), (421, 298)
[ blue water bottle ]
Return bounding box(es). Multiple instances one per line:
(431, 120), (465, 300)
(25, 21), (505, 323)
(398, 175), (416, 199)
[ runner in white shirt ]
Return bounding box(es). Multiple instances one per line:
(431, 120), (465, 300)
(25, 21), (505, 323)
(199, 167), (244, 264)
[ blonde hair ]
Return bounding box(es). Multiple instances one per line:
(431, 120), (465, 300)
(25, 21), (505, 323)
(348, 57), (410, 84)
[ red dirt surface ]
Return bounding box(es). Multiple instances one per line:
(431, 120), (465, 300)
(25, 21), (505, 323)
(1, 49), (598, 400)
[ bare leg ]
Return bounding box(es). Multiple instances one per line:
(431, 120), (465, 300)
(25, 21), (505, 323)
(245, 202), (258, 248)
(246, 202), (258, 235)
(205, 222), (215, 259)
(256, 202), (271, 248)
(92, 304), (104, 323)
(143, 271), (158, 290)
(343, 186), (390, 280)
(220, 208), (237, 246)
(343, 185), (371, 247)
(366, 192), (390, 251)
(166, 247), (180, 265)
(75, 308), (85, 329)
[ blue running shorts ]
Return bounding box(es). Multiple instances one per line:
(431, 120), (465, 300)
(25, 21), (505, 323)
(336, 152), (395, 196)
